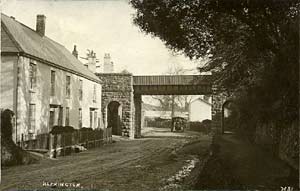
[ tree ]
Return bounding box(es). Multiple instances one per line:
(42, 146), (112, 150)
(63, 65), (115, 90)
(130, 0), (299, 122)
(150, 63), (198, 118)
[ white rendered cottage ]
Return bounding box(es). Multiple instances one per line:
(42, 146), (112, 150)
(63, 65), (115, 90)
(1, 14), (102, 143)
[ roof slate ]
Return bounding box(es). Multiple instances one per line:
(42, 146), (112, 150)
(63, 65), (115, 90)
(1, 14), (100, 83)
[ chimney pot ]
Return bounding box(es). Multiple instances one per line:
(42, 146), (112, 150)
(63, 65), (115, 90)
(72, 45), (78, 58)
(36, 14), (46, 36)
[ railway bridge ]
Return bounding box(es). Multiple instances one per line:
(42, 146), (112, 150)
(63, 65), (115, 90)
(96, 73), (227, 138)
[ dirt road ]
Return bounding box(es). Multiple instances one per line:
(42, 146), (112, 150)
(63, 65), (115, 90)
(1, 128), (211, 191)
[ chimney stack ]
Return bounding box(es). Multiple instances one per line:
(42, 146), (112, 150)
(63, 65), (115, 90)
(72, 45), (78, 58)
(103, 53), (114, 73)
(86, 50), (98, 73)
(36, 15), (46, 36)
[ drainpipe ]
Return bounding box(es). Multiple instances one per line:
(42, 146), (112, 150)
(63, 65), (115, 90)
(15, 53), (20, 143)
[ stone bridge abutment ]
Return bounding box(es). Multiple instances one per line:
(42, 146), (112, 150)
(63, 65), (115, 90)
(96, 73), (135, 138)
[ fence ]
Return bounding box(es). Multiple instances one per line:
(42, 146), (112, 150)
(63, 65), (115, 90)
(21, 128), (112, 157)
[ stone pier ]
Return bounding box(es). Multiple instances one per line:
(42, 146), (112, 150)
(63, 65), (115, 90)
(96, 73), (135, 138)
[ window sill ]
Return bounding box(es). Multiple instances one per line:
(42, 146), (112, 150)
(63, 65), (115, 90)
(29, 89), (36, 93)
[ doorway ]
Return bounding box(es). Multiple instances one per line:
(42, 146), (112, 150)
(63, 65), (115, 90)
(221, 101), (238, 134)
(107, 101), (122, 135)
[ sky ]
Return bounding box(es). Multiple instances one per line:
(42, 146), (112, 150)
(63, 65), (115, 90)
(2, 0), (204, 75)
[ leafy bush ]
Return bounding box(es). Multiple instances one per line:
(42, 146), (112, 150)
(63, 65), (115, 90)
(145, 117), (171, 128)
(50, 126), (76, 134)
(79, 127), (93, 132)
(189, 120), (211, 134)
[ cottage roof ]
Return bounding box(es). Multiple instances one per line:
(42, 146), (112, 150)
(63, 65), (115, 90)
(1, 14), (100, 83)
(191, 97), (212, 106)
(142, 103), (163, 111)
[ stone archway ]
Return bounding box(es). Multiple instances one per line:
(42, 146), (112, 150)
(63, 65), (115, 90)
(221, 100), (238, 134)
(107, 101), (122, 135)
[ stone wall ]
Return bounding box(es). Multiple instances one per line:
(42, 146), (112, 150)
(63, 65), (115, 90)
(96, 73), (134, 137)
(211, 86), (228, 135)
(254, 120), (299, 170)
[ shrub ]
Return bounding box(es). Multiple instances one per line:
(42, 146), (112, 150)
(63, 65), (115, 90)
(189, 120), (211, 134)
(50, 126), (76, 134)
(1, 109), (14, 140)
(79, 127), (93, 132)
(145, 117), (171, 128)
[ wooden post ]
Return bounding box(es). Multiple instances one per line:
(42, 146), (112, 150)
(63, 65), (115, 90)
(94, 133), (96, 148)
(86, 131), (88, 149)
(53, 134), (57, 158)
(49, 134), (53, 158)
(62, 133), (65, 156)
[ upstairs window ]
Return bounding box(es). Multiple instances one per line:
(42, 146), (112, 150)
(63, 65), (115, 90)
(93, 84), (97, 103)
(50, 70), (56, 96)
(66, 75), (71, 98)
(79, 79), (83, 101)
(29, 63), (37, 90)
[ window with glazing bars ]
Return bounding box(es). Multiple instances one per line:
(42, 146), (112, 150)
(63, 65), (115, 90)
(93, 84), (97, 102)
(65, 107), (70, 126)
(79, 79), (83, 100)
(66, 75), (71, 98)
(50, 70), (55, 96)
(79, 108), (82, 128)
(29, 104), (36, 132)
(29, 63), (37, 90)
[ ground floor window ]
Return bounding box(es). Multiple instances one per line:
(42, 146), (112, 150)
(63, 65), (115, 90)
(90, 108), (98, 129)
(49, 105), (62, 131)
(79, 108), (82, 128)
(65, 107), (70, 126)
(28, 104), (36, 139)
(58, 106), (63, 126)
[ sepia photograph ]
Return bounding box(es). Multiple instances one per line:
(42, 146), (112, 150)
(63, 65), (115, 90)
(0, 0), (299, 190)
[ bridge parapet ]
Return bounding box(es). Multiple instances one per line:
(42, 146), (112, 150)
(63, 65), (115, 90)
(133, 75), (213, 86)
